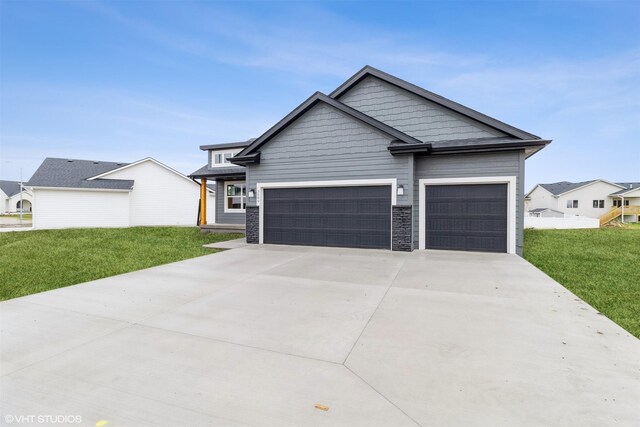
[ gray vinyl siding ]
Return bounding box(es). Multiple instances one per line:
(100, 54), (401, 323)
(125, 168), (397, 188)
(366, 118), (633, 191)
(414, 151), (525, 255)
(339, 76), (505, 143)
(246, 103), (410, 205)
(215, 180), (245, 225)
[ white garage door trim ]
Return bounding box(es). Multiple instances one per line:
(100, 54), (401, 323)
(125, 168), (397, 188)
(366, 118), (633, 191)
(256, 178), (398, 245)
(418, 176), (517, 254)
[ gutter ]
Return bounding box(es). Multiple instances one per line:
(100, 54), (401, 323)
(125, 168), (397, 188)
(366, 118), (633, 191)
(387, 139), (551, 155)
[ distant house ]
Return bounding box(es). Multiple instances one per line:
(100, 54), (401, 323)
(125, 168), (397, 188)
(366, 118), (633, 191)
(0, 180), (33, 214)
(527, 208), (564, 218)
(525, 180), (640, 223)
(26, 157), (214, 229)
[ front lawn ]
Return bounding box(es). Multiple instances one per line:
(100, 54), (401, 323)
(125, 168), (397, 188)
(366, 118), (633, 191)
(524, 227), (640, 338)
(0, 227), (242, 301)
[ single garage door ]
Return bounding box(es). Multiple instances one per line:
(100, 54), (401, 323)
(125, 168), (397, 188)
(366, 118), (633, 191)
(424, 184), (507, 253)
(263, 186), (391, 249)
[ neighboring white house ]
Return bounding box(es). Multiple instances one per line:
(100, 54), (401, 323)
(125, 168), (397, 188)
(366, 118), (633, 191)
(0, 180), (33, 214)
(26, 157), (215, 229)
(525, 180), (640, 223)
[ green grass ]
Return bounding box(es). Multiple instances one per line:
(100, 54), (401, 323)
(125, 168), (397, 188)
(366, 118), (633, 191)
(0, 227), (243, 301)
(0, 214), (32, 220)
(524, 227), (640, 338)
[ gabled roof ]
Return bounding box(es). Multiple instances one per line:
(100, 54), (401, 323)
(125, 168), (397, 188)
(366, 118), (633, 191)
(610, 182), (640, 196)
(86, 157), (197, 186)
(330, 65), (541, 141)
(0, 180), (23, 197)
(529, 207), (564, 214)
(26, 158), (134, 190)
(527, 179), (625, 198)
(233, 91), (425, 163)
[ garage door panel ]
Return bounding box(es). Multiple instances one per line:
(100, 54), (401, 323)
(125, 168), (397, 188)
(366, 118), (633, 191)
(425, 184), (507, 253)
(263, 186), (391, 249)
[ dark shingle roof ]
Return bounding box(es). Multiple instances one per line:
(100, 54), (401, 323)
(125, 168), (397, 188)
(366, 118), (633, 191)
(529, 208), (563, 214)
(0, 180), (23, 197)
(189, 164), (246, 179)
(538, 180), (599, 196)
(610, 182), (640, 196)
(26, 158), (134, 190)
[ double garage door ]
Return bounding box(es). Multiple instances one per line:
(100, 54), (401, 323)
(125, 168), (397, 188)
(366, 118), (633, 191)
(263, 186), (391, 249)
(261, 183), (508, 253)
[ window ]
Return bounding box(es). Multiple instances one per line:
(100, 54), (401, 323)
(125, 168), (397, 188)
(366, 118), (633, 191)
(566, 200), (578, 208)
(593, 200), (604, 208)
(613, 199), (630, 207)
(211, 151), (239, 167)
(224, 181), (246, 212)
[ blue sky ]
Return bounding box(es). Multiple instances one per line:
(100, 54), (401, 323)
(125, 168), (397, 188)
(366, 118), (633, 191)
(1, 0), (638, 189)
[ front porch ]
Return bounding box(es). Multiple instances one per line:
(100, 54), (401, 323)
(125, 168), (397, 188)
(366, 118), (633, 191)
(200, 223), (246, 234)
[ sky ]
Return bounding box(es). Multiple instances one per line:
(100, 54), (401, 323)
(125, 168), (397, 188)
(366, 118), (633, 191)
(0, 0), (638, 190)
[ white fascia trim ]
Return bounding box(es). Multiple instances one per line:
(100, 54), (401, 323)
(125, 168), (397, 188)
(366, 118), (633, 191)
(418, 176), (517, 254)
(86, 157), (197, 186)
(256, 178), (398, 245)
(223, 180), (246, 214)
(29, 186), (132, 193)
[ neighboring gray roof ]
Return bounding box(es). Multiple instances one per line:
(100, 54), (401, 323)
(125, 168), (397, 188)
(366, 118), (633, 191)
(529, 208), (563, 214)
(538, 180), (598, 196)
(26, 158), (134, 190)
(0, 180), (22, 197)
(189, 164), (246, 179)
(200, 139), (255, 151)
(610, 182), (640, 196)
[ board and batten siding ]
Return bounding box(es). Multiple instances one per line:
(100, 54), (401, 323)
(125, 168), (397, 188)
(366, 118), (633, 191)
(338, 75), (505, 143)
(32, 188), (130, 229)
(246, 103), (410, 205)
(415, 151), (525, 255)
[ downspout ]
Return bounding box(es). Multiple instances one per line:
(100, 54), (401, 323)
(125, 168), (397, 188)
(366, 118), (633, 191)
(621, 196), (625, 224)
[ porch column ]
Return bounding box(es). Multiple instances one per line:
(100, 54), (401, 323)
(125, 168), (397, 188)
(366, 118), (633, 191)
(200, 178), (207, 225)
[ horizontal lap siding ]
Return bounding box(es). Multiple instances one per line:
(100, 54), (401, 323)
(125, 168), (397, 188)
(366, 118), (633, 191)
(339, 76), (505, 143)
(103, 161), (202, 226)
(247, 103), (409, 205)
(414, 151), (525, 254)
(33, 189), (130, 229)
(215, 180), (245, 224)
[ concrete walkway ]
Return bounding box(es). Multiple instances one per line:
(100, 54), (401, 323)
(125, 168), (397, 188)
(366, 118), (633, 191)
(1, 245), (638, 426)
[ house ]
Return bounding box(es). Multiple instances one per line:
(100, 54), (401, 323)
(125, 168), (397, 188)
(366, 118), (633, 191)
(525, 180), (640, 223)
(191, 66), (551, 254)
(527, 208), (564, 218)
(26, 157), (214, 229)
(0, 180), (33, 214)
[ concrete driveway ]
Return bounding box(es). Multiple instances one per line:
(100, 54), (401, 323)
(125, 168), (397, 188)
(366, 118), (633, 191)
(1, 245), (639, 426)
